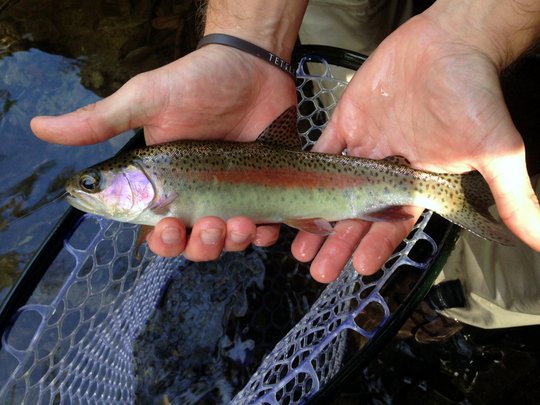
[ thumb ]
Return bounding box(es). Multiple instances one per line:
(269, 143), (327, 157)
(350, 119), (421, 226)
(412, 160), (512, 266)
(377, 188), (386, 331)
(480, 149), (540, 251)
(30, 74), (151, 146)
(311, 117), (347, 154)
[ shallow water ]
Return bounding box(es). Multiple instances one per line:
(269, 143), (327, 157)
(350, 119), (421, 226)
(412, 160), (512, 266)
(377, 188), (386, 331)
(0, 48), (131, 304)
(0, 0), (196, 306)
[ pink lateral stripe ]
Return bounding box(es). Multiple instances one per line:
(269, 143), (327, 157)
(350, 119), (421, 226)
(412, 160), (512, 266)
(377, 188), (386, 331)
(195, 169), (366, 188)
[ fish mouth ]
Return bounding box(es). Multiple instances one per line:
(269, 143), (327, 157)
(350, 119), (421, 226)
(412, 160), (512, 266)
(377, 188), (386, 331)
(64, 189), (103, 214)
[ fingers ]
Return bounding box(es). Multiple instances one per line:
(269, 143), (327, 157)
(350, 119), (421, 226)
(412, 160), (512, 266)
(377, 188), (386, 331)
(147, 217), (226, 261)
(183, 217), (227, 261)
(480, 151), (540, 251)
(352, 210), (421, 275)
(307, 220), (368, 283)
(224, 216), (256, 252)
(146, 216), (280, 261)
(311, 120), (346, 154)
(146, 217), (187, 257)
(224, 220), (279, 250)
(291, 231), (325, 263)
(292, 208), (420, 283)
(30, 74), (152, 145)
(253, 224), (281, 247)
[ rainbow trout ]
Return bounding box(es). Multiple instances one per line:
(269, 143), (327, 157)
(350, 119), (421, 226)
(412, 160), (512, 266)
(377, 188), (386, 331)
(65, 106), (512, 244)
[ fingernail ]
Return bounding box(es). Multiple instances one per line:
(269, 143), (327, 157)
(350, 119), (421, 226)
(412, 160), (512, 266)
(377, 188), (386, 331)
(201, 228), (224, 245)
(354, 251), (381, 276)
(253, 230), (272, 247)
(294, 239), (312, 261)
(162, 226), (181, 245)
(311, 257), (334, 283)
(230, 231), (252, 244)
(312, 263), (330, 283)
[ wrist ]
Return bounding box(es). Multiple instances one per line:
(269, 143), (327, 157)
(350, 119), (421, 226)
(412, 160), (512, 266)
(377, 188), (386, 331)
(203, 0), (307, 60)
(197, 34), (296, 78)
(427, 0), (540, 69)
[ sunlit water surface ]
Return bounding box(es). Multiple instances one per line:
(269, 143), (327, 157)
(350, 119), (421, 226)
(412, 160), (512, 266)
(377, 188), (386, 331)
(0, 48), (131, 304)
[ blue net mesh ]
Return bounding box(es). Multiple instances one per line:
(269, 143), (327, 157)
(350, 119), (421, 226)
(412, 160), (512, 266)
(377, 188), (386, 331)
(0, 50), (446, 404)
(231, 212), (438, 404)
(0, 218), (171, 403)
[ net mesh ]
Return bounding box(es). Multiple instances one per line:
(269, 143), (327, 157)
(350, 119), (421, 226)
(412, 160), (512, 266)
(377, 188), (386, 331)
(0, 50), (445, 404)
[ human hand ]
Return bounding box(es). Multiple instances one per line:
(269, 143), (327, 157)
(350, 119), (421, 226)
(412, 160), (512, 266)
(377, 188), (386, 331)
(31, 45), (297, 261)
(292, 8), (540, 283)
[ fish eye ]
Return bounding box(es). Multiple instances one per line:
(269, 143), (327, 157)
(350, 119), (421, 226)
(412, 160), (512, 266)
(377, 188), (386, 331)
(79, 172), (101, 193)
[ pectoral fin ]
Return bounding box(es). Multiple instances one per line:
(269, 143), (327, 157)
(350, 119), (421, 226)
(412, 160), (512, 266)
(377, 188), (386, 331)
(135, 225), (153, 260)
(150, 193), (177, 216)
(285, 218), (334, 235)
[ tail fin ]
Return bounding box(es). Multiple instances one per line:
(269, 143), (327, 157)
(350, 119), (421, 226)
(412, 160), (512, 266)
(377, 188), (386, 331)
(438, 171), (514, 245)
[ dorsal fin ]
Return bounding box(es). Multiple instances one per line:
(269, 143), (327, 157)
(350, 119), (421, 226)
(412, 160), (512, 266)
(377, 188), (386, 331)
(256, 106), (302, 149)
(382, 155), (411, 166)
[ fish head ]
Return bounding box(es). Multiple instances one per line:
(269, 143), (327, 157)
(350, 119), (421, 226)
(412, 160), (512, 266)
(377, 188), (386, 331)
(65, 163), (155, 222)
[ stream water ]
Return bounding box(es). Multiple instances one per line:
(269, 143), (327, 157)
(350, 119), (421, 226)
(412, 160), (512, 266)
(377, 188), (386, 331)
(0, 0), (192, 304)
(0, 48), (131, 303)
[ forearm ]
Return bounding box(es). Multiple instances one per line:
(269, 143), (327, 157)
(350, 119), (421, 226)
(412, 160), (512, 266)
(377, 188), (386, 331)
(202, 0), (308, 59)
(427, 0), (540, 69)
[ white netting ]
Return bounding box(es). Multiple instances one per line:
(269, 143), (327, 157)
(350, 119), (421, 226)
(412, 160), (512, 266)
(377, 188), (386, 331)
(0, 49), (446, 404)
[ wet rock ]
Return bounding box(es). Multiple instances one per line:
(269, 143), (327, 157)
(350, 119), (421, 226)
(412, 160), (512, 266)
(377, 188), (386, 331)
(0, 0), (199, 96)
